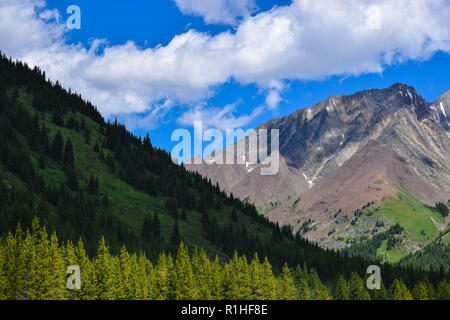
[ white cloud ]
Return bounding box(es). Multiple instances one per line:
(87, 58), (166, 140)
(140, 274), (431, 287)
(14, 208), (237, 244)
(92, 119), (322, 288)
(0, 0), (449, 129)
(0, 0), (64, 57)
(178, 102), (264, 131)
(119, 99), (174, 131)
(173, 0), (258, 25)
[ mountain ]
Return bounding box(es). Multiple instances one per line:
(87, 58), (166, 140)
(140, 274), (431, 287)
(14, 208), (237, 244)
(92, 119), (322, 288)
(0, 53), (292, 264)
(2, 52), (419, 283)
(187, 83), (450, 263)
(1, 53), (449, 301)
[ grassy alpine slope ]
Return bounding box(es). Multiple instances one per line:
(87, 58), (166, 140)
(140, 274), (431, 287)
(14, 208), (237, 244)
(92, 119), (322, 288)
(343, 184), (449, 265)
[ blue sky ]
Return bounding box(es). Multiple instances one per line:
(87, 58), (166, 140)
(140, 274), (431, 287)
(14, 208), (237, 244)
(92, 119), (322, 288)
(1, 0), (449, 158)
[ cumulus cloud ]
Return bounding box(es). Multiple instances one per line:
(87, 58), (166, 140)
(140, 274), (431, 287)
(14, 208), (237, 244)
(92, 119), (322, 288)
(0, 0), (64, 57)
(0, 0), (449, 129)
(173, 0), (258, 25)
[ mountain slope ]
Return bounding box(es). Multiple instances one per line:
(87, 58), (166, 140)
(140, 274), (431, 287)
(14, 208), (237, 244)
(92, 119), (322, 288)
(188, 83), (450, 262)
(2, 52), (418, 282)
(0, 54), (292, 262)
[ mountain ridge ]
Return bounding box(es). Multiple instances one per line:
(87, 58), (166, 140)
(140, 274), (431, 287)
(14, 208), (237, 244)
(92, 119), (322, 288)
(187, 83), (450, 262)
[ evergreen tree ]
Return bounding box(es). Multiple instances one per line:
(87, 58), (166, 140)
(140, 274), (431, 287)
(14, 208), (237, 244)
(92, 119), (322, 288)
(0, 242), (7, 300)
(62, 138), (74, 168)
(349, 272), (370, 300)
(153, 212), (161, 241)
(277, 263), (297, 300)
(74, 238), (97, 300)
(412, 281), (429, 300)
(48, 232), (68, 299)
(170, 221), (181, 252)
(223, 252), (252, 300)
(141, 215), (153, 243)
(210, 256), (224, 300)
(66, 168), (78, 191)
(249, 254), (277, 299)
(371, 279), (387, 300)
(191, 249), (212, 299)
(334, 275), (350, 300)
(175, 243), (199, 300)
(2, 225), (27, 299)
(426, 282), (436, 300)
(390, 279), (413, 300)
(133, 253), (150, 300)
(309, 268), (330, 300)
(50, 131), (63, 161)
(117, 246), (134, 299)
(151, 253), (172, 300)
(93, 237), (118, 300)
(437, 279), (450, 300)
(293, 265), (310, 300)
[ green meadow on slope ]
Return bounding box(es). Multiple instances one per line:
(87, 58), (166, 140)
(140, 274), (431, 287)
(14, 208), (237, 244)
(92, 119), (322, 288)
(345, 184), (448, 264)
(379, 184), (445, 242)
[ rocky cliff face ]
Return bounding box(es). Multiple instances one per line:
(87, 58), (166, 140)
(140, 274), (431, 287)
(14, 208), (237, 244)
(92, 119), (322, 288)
(186, 83), (450, 251)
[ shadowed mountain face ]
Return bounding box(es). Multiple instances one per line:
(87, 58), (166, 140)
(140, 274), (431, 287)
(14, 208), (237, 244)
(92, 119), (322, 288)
(187, 83), (450, 254)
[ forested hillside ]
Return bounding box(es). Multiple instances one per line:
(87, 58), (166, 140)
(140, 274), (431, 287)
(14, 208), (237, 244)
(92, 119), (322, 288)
(0, 52), (448, 296)
(400, 228), (450, 271)
(1, 219), (449, 300)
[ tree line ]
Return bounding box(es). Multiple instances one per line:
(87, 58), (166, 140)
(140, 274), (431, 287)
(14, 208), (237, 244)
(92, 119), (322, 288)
(1, 219), (449, 300)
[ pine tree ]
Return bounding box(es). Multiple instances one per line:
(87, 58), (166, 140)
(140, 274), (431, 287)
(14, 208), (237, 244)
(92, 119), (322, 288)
(50, 131), (63, 161)
(223, 252), (252, 300)
(117, 246), (134, 299)
(277, 263), (297, 300)
(210, 256), (224, 300)
(24, 218), (55, 300)
(412, 281), (429, 300)
(390, 279), (413, 300)
(191, 249), (212, 299)
(88, 174), (99, 194)
(437, 279), (450, 300)
(66, 168), (78, 191)
(293, 265), (310, 300)
(133, 253), (150, 300)
(93, 237), (118, 300)
(0, 242), (7, 300)
(174, 243), (199, 300)
(152, 212), (161, 241)
(75, 238), (97, 300)
(249, 253), (277, 300)
(64, 240), (77, 300)
(62, 138), (74, 168)
(334, 275), (350, 300)
(426, 282), (436, 300)
(151, 253), (171, 300)
(308, 268), (330, 300)
(371, 279), (387, 300)
(47, 232), (68, 299)
(170, 220), (181, 252)
(349, 272), (370, 300)
(2, 225), (27, 299)
(141, 215), (153, 243)
(260, 257), (278, 300)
